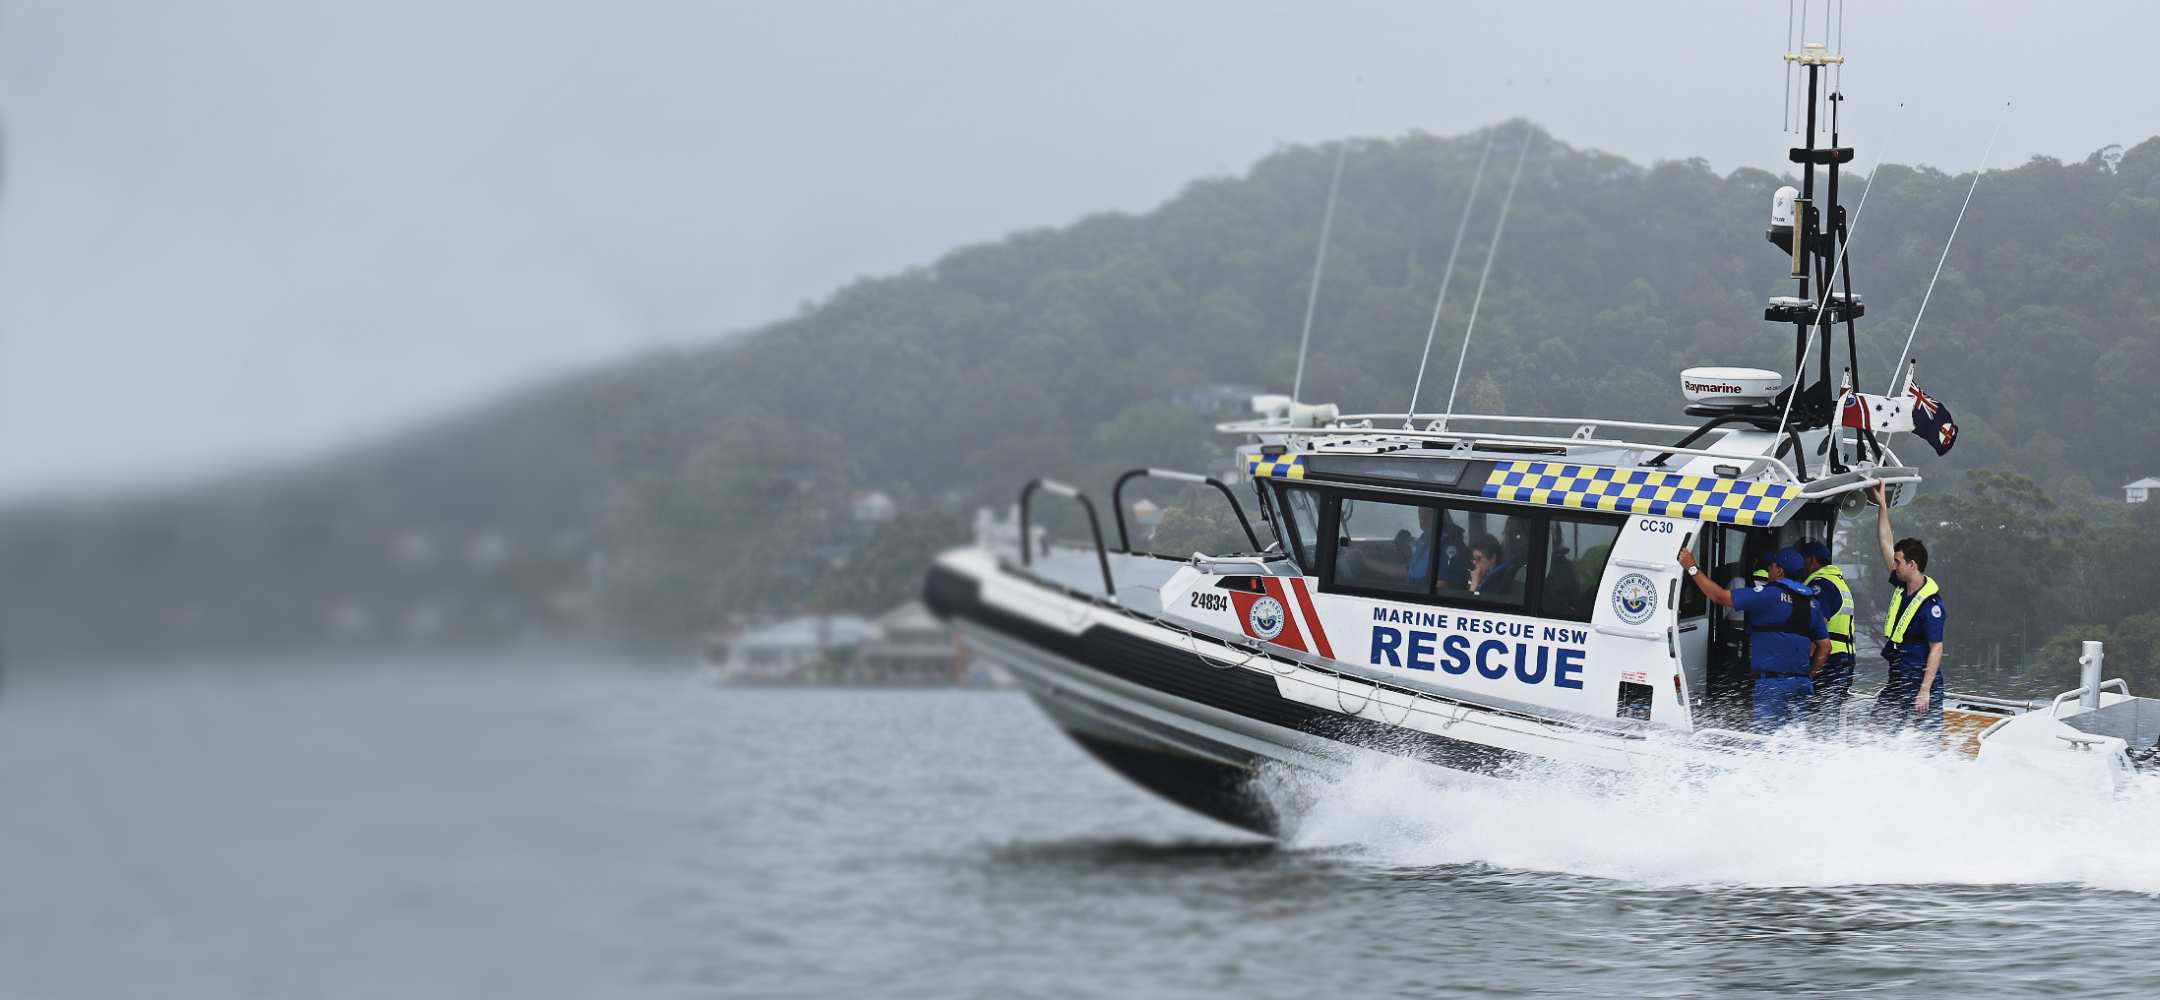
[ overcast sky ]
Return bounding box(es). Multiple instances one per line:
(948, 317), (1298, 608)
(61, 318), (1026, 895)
(1, 0), (2154, 497)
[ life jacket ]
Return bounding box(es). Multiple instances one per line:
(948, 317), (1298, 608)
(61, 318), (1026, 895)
(1884, 575), (1942, 652)
(1748, 578), (1817, 636)
(1806, 564), (1855, 655)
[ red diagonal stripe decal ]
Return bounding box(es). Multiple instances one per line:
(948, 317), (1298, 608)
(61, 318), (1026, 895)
(1288, 577), (1334, 660)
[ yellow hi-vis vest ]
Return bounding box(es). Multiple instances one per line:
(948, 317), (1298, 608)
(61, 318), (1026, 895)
(1806, 564), (1855, 656)
(1885, 575), (1942, 646)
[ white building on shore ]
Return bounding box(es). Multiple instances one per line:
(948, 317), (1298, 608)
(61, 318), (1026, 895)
(710, 613), (877, 683)
(707, 602), (1002, 685)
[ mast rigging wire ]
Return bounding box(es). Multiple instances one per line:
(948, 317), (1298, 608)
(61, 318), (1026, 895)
(1885, 102), (2006, 394)
(1289, 140), (1350, 406)
(1404, 128), (1498, 426)
(1440, 128), (1535, 426)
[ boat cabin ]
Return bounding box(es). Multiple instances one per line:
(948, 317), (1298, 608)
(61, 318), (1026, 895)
(1102, 414), (1895, 733)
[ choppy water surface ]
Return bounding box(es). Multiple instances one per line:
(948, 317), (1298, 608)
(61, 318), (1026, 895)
(5, 659), (2160, 998)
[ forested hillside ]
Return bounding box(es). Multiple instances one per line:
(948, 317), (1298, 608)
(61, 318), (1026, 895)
(4, 122), (2156, 668)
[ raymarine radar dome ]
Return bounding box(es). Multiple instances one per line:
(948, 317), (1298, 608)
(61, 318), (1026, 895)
(1681, 366), (1784, 408)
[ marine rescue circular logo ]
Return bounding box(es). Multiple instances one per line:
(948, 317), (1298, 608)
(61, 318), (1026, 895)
(1611, 573), (1659, 625)
(1247, 596), (1288, 640)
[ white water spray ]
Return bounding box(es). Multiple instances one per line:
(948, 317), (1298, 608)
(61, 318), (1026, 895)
(1265, 738), (2160, 893)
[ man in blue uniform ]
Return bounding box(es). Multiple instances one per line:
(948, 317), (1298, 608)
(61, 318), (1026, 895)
(1356, 506), (1468, 593)
(1866, 485), (1946, 735)
(1409, 509), (1470, 591)
(1798, 540), (1857, 736)
(1677, 545), (1831, 733)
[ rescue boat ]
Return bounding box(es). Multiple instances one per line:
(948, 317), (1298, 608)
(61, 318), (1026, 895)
(922, 42), (2117, 834)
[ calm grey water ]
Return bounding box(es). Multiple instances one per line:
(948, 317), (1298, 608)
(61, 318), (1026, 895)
(6, 657), (2160, 999)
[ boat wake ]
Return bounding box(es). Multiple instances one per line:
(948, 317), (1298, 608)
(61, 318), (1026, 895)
(1266, 740), (2160, 892)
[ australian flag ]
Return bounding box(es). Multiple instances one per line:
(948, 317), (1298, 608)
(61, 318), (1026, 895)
(1908, 379), (1958, 455)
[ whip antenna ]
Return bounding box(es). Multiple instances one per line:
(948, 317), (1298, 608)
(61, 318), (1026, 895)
(1289, 139), (1350, 406)
(1440, 128), (1534, 427)
(1783, 0), (1796, 131)
(1885, 101), (2006, 394)
(1404, 128), (1498, 426)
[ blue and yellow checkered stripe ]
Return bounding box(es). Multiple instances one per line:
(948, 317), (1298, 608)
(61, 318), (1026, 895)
(1480, 461), (1797, 526)
(1246, 455), (1305, 480)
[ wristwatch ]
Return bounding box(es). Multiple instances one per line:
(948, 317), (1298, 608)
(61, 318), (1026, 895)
(1686, 565), (1700, 576)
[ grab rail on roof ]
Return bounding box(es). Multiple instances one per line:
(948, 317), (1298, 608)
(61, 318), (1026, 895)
(1222, 415), (1921, 497)
(1228, 426), (1807, 485)
(1331, 412), (1704, 435)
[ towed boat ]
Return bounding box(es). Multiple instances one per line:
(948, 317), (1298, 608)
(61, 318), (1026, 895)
(1974, 642), (2158, 793)
(923, 42), (2134, 835)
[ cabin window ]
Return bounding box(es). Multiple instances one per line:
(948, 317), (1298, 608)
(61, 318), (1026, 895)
(1332, 498), (1445, 596)
(1679, 529), (1710, 619)
(1274, 485), (1324, 575)
(1542, 516), (1622, 623)
(1327, 496), (1530, 610)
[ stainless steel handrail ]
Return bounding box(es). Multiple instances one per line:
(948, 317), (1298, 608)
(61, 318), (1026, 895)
(1232, 425), (1807, 484)
(1189, 554), (1290, 573)
(1332, 412), (1704, 435)
(1018, 479), (1115, 598)
(1111, 467), (1262, 553)
(1222, 411), (1924, 495)
(1946, 693), (2047, 713)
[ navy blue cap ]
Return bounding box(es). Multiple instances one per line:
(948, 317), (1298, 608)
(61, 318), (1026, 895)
(1797, 541), (1833, 563)
(1770, 547), (1806, 577)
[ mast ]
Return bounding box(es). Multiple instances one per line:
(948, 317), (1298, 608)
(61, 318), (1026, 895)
(1766, 42), (1860, 445)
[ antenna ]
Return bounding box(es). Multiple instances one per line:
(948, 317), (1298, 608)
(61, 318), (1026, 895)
(1289, 139), (1349, 406)
(1884, 102), (2007, 395)
(1782, 0), (1794, 131)
(1440, 128), (1535, 427)
(1403, 128), (1498, 426)
(1795, 0), (1809, 127)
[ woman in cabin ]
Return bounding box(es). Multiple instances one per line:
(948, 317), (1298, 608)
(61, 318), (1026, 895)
(1467, 534), (1510, 597)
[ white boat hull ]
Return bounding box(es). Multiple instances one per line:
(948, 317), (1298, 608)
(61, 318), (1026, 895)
(928, 548), (1711, 834)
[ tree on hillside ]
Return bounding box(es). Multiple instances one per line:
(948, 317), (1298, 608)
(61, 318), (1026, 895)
(1900, 470), (2160, 691)
(1909, 470), (2082, 676)
(805, 510), (970, 616)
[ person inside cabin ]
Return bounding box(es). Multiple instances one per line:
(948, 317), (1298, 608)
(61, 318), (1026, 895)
(1542, 531), (1584, 619)
(1467, 533), (1511, 597)
(1346, 506), (1466, 591)
(1866, 484), (1947, 735)
(1677, 545), (1830, 733)
(1705, 550), (1753, 623)
(1798, 540), (1857, 736)
(1411, 509), (1470, 591)
(1481, 516), (1532, 593)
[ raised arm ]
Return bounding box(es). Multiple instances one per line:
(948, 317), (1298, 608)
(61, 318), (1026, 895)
(1868, 484), (1896, 568)
(1675, 547), (1734, 608)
